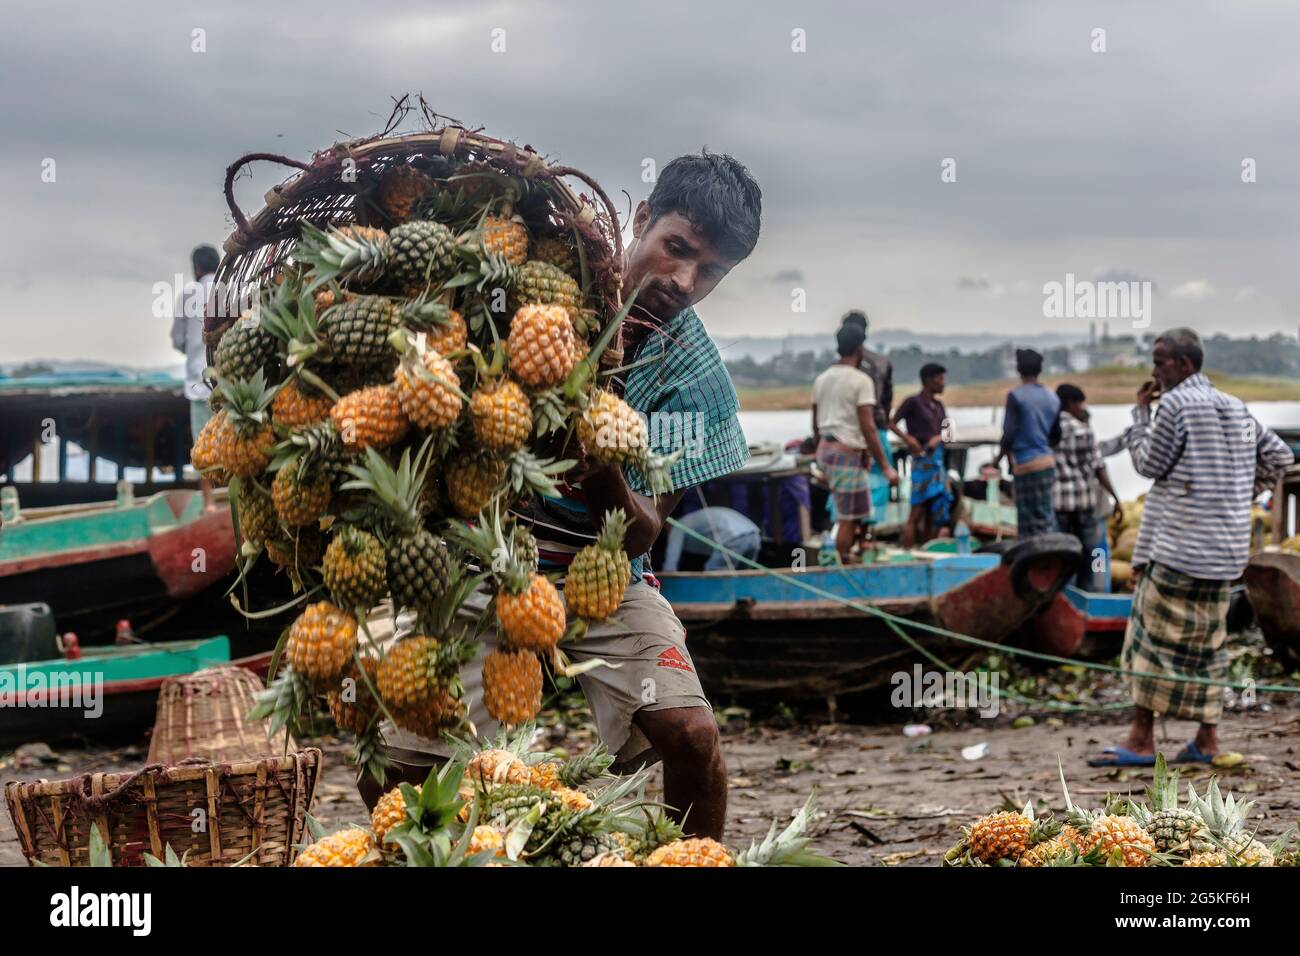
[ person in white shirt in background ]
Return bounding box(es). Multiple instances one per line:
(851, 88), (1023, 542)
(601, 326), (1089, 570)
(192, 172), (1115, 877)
(170, 245), (219, 511)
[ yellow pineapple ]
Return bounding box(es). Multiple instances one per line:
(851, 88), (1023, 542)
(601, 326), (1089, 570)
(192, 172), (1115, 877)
(376, 636), (442, 711)
(190, 409), (227, 472)
(481, 648), (542, 725)
(564, 509), (632, 621)
(578, 389), (647, 467)
(470, 378), (531, 452)
(391, 687), (465, 738)
(327, 654), (380, 735)
(1017, 834), (1076, 867)
(394, 345), (463, 430)
(968, 810), (1033, 864)
(371, 785), (411, 845)
(529, 762), (562, 791)
(426, 309), (467, 356)
(294, 828), (379, 867)
(644, 838), (735, 868)
(266, 526), (324, 570)
(331, 384), (410, 451)
(507, 304), (578, 388)
(510, 260), (583, 325)
(478, 213), (529, 267)
(322, 526), (387, 611)
(467, 748), (532, 787)
(271, 463), (330, 528)
(376, 164), (435, 221)
(213, 374), (277, 477)
(531, 235), (578, 277)
(272, 378), (333, 428)
(285, 601), (357, 685)
(1080, 815), (1155, 867)
(445, 453), (506, 519)
(584, 852), (637, 867)
(496, 574), (566, 652)
(467, 825), (508, 858)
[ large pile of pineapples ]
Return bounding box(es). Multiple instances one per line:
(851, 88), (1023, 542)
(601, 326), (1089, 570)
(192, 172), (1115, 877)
(196, 157), (671, 773)
(293, 727), (841, 868)
(944, 754), (1299, 868)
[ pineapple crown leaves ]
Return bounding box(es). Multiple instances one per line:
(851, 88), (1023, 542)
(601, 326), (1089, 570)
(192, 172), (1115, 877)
(341, 438), (436, 533)
(1146, 752), (1182, 811)
(443, 245), (518, 295)
(248, 666), (317, 739)
(1188, 778), (1253, 839)
(295, 222), (387, 288)
(258, 279), (326, 367)
(595, 508), (631, 553)
(507, 447), (576, 501)
(1058, 757), (1099, 832)
(445, 720), (537, 766)
(217, 370), (278, 429)
(531, 387), (575, 439)
(397, 291), (454, 333)
(386, 761), (472, 867)
(269, 420), (343, 474)
(350, 724), (391, 788)
(736, 792), (842, 867)
(557, 748), (616, 788)
(447, 505), (538, 594)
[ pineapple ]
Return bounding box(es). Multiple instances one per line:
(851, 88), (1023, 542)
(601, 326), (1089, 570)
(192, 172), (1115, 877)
(394, 343), (463, 431)
(331, 384), (410, 451)
(1017, 834), (1076, 867)
(470, 378), (532, 452)
(585, 853), (636, 867)
(644, 838), (735, 868)
(294, 223), (388, 286)
(327, 654), (380, 735)
(1145, 753), (1201, 856)
(1060, 771), (1155, 867)
(272, 378), (332, 428)
(578, 389), (646, 466)
(393, 687), (465, 739)
(190, 410), (227, 472)
(508, 304), (578, 388)
(321, 295), (402, 369)
(385, 220), (461, 289)
(531, 235), (578, 277)
(322, 526), (388, 611)
(1187, 779), (1275, 867)
(425, 308), (468, 357)
(377, 636), (443, 711)
(213, 313), (276, 382)
(377, 164), (436, 221)
(968, 810), (1033, 864)
(445, 452), (506, 519)
(477, 213), (529, 267)
(285, 601), (357, 685)
(266, 525), (324, 571)
(564, 509), (633, 621)
(371, 785), (411, 845)
(529, 762), (562, 791)
(234, 483), (277, 547)
(467, 825), (508, 859)
(271, 462), (330, 528)
(342, 444), (453, 618)
(294, 828), (379, 867)
(467, 749), (532, 787)
(481, 648), (542, 725)
(511, 260), (583, 324)
(213, 374), (277, 477)
(555, 821), (627, 867)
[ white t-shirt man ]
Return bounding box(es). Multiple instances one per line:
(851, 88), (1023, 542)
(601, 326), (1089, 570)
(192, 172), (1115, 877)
(171, 273), (215, 402)
(812, 364), (877, 449)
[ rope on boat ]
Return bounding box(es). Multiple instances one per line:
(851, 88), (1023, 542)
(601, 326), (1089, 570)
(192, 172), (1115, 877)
(662, 518), (1300, 703)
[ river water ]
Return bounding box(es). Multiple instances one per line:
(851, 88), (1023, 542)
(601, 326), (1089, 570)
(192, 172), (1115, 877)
(739, 401), (1300, 502)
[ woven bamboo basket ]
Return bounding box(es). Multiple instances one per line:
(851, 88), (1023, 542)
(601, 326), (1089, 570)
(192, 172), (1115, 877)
(3, 749), (321, 867)
(147, 665), (295, 766)
(206, 114), (625, 360)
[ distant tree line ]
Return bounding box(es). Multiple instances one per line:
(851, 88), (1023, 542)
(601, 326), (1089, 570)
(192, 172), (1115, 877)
(726, 333), (1300, 387)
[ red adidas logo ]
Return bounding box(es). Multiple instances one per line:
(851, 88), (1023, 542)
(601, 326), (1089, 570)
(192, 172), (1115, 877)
(656, 647), (694, 672)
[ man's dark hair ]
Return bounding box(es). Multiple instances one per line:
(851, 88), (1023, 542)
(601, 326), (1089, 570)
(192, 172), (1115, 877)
(646, 151), (762, 261)
(836, 325), (866, 357)
(841, 310), (868, 333)
(920, 362), (946, 383)
(1154, 327), (1204, 371)
(192, 245), (219, 277)
(1056, 383), (1086, 406)
(1015, 348), (1043, 377)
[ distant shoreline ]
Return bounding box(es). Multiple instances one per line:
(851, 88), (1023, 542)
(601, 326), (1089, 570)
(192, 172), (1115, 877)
(737, 367), (1300, 411)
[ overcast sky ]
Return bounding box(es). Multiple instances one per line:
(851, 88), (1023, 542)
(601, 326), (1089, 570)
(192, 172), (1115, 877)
(3, 0), (1298, 367)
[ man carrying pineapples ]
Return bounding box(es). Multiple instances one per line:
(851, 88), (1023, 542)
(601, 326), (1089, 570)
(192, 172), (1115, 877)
(365, 152), (762, 841)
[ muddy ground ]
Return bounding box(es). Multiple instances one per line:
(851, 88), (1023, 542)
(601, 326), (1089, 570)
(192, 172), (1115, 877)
(4, 686), (1298, 867)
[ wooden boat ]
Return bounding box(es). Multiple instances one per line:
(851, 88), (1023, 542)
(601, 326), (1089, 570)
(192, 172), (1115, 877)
(1031, 586), (1132, 659)
(0, 635), (274, 747)
(0, 489), (236, 643)
(657, 533), (1081, 702)
(1244, 551), (1300, 668)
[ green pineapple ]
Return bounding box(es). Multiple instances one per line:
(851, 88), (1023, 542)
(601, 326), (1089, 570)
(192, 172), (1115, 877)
(1144, 753), (1201, 856)
(213, 312), (276, 382)
(384, 220), (461, 289)
(322, 525), (388, 611)
(321, 295), (401, 369)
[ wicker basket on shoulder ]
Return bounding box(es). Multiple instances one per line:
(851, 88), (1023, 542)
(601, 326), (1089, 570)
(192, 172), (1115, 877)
(4, 749), (321, 867)
(206, 116), (625, 359)
(148, 665), (294, 766)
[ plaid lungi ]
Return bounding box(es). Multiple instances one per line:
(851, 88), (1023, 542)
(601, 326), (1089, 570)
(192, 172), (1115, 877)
(1013, 467), (1057, 537)
(1121, 562), (1230, 724)
(816, 439), (872, 522)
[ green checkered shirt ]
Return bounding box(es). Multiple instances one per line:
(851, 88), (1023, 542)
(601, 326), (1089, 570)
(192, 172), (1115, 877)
(621, 306), (750, 496)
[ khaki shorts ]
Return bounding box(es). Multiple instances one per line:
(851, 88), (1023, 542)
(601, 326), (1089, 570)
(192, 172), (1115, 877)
(364, 579), (710, 770)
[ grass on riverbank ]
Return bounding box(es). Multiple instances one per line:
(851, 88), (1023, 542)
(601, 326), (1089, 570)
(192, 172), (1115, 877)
(738, 366), (1300, 411)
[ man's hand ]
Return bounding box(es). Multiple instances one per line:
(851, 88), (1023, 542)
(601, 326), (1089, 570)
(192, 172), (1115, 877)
(904, 435), (923, 456)
(925, 434), (942, 452)
(884, 465), (900, 486)
(1111, 496), (1125, 522)
(1136, 380), (1161, 407)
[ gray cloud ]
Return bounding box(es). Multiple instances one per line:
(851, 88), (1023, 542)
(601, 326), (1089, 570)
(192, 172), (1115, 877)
(1095, 270), (1159, 294)
(2, 0), (1298, 364)
(768, 269), (805, 284)
(956, 277), (992, 290)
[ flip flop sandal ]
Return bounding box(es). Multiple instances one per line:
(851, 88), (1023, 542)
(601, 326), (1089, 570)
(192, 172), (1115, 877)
(1172, 741), (1214, 764)
(1086, 746), (1156, 767)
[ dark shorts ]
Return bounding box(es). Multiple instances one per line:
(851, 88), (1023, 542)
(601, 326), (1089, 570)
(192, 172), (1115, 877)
(1013, 468), (1057, 538)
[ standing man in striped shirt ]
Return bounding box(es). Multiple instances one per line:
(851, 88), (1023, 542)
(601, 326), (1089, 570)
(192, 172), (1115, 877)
(1090, 328), (1293, 767)
(362, 153), (760, 842)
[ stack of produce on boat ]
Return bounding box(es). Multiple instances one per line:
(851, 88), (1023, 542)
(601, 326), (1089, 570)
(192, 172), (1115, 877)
(293, 728), (838, 868)
(944, 755), (1298, 868)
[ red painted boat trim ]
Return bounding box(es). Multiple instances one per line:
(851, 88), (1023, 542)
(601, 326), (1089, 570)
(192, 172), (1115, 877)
(0, 539), (148, 577)
(147, 507), (236, 599)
